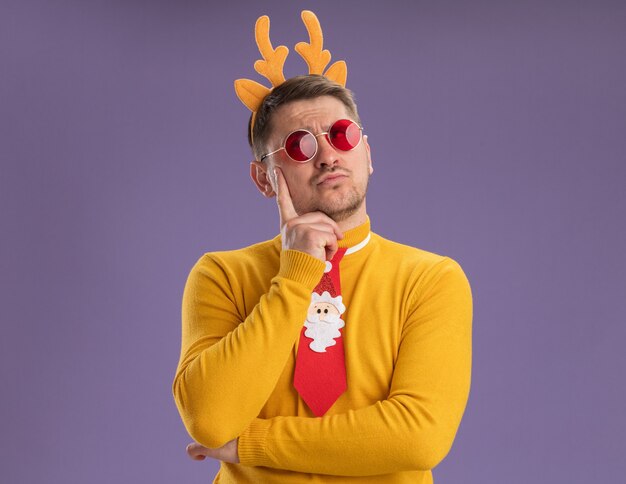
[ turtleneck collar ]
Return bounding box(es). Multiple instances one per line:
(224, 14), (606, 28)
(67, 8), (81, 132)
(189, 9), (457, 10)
(337, 216), (371, 252)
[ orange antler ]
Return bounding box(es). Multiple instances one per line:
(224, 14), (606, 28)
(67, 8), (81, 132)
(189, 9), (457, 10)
(234, 15), (289, 113)
(253, 15), (289, 86)
(295, 10), (347, 86)
(295, 11), (331, 74)
(235, 10), (349, 120)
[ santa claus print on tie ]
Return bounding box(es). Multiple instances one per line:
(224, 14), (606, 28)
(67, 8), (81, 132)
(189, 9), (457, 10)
(304, 291), (346, 353)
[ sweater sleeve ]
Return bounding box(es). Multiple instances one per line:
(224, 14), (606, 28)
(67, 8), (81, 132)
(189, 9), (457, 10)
(237, 257), (473, 475)
(172, 249), (325, 449)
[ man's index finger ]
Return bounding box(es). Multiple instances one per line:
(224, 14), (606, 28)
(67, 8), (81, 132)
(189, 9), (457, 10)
(274, 167), (298, 224)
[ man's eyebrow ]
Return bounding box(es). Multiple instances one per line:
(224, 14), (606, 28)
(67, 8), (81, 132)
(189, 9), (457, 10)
(278, 124), (312, 139)
(294, 124), (314, 132)
(278, 121), (333, 139)
(298, 123), (332, 133)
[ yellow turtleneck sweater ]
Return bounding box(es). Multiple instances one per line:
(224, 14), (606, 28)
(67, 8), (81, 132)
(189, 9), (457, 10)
(173, 217), (472, 483)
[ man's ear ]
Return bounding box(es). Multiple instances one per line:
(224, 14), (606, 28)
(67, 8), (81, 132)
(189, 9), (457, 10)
(250, 160), (276, 198)
(363, 135), (373, 175)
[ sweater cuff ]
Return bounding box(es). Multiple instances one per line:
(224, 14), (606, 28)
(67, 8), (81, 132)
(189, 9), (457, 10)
(277, 250), (326, 289)
(238, 418), (272, 467)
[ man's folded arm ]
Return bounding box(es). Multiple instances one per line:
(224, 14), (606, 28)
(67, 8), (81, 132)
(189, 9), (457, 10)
(237, 257), (473, 476)
(172, 250), (325, 449)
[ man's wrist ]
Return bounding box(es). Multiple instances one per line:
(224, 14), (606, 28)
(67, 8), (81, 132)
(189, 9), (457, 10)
(238, 419), (272, 467)
(277, 249), (326, 288)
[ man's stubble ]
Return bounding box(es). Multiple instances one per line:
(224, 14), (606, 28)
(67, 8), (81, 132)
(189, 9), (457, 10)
(303, 170), (370, 222)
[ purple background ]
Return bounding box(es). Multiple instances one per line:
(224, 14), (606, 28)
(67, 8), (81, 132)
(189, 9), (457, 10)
(2, 1), (625, 482)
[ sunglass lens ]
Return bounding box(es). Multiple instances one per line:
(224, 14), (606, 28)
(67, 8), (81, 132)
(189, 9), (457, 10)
(285, 130), (316, 162)
(329, 119), (361, 151)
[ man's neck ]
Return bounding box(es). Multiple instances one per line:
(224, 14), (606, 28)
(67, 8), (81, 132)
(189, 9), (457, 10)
(335, 205), (369, 233)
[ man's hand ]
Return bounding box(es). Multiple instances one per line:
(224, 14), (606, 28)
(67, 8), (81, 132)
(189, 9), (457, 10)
(274, 167), (343, 262)
(186, 438), (239, 464)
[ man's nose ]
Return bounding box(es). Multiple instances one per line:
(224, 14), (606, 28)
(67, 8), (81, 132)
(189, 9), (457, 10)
(313, 133), (339, 168)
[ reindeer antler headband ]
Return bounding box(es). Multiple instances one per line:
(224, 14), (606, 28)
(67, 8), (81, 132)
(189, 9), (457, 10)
(234, 10), (348, 142)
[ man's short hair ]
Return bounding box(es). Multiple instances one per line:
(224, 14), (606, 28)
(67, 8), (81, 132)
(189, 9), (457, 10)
(248, 74), (361, 160)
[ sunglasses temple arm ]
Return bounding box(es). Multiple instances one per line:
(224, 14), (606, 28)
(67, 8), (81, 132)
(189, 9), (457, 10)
(260, 147), (284, 161)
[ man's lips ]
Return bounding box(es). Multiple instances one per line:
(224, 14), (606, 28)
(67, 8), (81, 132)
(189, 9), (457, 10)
(317, 173), (349, 185)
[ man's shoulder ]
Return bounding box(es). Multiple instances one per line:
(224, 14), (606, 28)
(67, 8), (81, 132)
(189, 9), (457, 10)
(192, 236), (280, 272)
(372, 232), (449, 264)
(371, 232), (467, 281)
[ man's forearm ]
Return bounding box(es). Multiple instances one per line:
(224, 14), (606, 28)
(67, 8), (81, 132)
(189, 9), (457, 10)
(237, 381), (470, 476)
(173, 250), (325, 448)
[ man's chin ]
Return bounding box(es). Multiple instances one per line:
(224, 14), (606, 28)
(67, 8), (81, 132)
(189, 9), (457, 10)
(319, 201), (363, 222)
(310, 193), (366, 222)
(324, 209), (357, 222)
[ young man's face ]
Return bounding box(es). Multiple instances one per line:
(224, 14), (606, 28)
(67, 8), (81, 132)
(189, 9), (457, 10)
(256, 95), (373, 223)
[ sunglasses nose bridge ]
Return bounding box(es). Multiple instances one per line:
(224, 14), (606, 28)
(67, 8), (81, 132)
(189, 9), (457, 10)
(314, 131), (334, 150)
(311, 131), (340, 166)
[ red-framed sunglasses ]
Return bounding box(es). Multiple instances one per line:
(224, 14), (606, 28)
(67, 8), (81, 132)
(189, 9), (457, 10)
(260, 119), (363, 163)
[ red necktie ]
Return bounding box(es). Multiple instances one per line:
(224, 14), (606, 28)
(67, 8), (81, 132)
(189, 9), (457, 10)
(293, 248), (348, 416)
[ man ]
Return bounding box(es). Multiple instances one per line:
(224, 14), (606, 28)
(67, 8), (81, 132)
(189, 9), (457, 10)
(173, 12), (472, 484)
